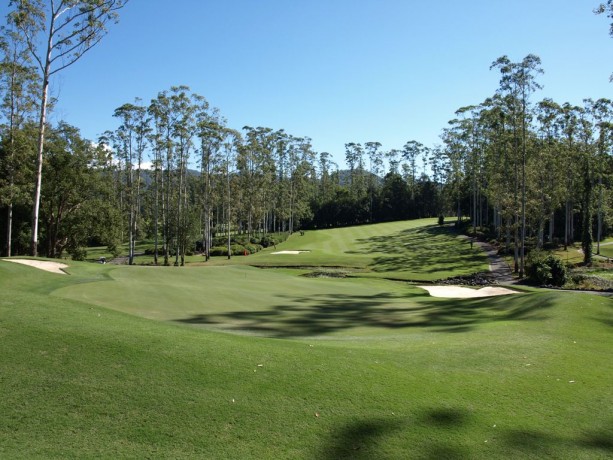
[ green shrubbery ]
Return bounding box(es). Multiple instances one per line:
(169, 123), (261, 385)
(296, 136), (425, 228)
(526, 251), (568, 286)
(69, 247), (88, 261)
(208, 233), (289, 254)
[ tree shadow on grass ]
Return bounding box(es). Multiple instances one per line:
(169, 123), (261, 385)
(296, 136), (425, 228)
(501, 424), (613, 457)
(320, 408), (471, 459)
(319, 413), (613, 459)
(349, 224), (486, 276)
(177, 290), (555, 338)
(320, 418), (405, 459)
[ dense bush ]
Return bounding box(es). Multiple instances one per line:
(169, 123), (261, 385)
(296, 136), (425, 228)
(69, 247), (87, 261)
(208, 244), (251, 257)
(569, 273), (613, 291)
(260, 236), (276, 248)
(526, 251), (568, 286)
(209, 246), (227, 257)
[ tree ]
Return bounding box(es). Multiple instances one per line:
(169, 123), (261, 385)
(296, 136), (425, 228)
(595, 1), (613, 80)
(8, 0), (129, 256)
(41, 122), (119, 258)
(111, 100), (149, 265)
(586, 98), (613, 255)
(0, 24), (39, 256)
(197, 114), (224, 261)
(491, 54), (543, 276)
(364, 141), (383, 222)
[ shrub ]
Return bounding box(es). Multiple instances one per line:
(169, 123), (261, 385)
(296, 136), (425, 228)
(209, 246), (227, 257)
(208, 244), (248, 257)
(244, 244), (261, 254)
(107, 241), (122, 258)
(260, 236), (275, 248)
(526, 251), (568, 286)
(231, 243), (247, 256)
(69, 247), (87, 261)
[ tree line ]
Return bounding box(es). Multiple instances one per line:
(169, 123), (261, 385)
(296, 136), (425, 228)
(1, 1), (612, 274)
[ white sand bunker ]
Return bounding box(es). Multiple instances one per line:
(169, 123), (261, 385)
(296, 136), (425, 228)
(419, 285), (519, 298)
(271, 250), (311, 255)
(2, 259), (68, 275)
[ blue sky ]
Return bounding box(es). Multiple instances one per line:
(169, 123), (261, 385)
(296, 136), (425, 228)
(3, 0), (612, 167)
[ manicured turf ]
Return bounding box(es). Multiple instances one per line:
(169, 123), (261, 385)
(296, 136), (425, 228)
(1, 219), (612, 458)
(200, 219), (489, 281)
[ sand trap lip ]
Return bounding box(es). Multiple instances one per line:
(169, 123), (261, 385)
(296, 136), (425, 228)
(418, 285), (519, 298)
(2, 258), (69, 275)
(271, 250), (311, 255)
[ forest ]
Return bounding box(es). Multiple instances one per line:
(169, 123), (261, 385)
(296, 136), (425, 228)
(1, 1), (612, 276)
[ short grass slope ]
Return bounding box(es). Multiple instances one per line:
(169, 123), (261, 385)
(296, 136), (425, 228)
(1, 218), (612, 459)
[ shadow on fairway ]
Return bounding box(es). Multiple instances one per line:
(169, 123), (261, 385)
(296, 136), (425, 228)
(501, 425), (613, 456)
(350, 224), (485, 275)
(320, 408), (471, 459)
(320, 418), (405, 459)
(176, 290), (555, 338)
(319, 413), (613, 458)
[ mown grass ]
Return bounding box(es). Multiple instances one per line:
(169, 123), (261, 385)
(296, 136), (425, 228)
(1, 219), (612, 458)
(196, 219), (488, 281)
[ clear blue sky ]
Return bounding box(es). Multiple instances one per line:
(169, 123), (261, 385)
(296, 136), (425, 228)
(3, 0), (612, 167)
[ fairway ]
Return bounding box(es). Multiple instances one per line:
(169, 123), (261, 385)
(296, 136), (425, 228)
(203, 219), (489, 282)
(1, 219), (612, 459)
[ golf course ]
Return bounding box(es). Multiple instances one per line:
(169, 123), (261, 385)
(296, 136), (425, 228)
(1, 219), (611, 459)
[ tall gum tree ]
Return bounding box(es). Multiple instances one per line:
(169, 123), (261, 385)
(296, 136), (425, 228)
(8, 0), (128, 256)
(491, 54), (543, 277)
(0, 25), (39, 256)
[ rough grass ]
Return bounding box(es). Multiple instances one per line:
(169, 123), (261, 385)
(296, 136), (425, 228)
(1, 219), (612, 458)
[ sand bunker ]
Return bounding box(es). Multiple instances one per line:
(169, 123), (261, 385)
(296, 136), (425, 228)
(2, 259), (68, 275)
(271, 250), (310, 255)
(418, 285), (519, 298)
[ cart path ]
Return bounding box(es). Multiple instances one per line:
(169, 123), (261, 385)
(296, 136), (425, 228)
(460, 236), (515, 285)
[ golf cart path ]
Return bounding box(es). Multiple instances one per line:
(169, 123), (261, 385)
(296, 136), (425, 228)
(460, 236), (515, 285)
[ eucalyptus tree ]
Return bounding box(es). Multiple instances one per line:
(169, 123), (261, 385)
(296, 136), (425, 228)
(533, 98), (565, 247)
(586, 98), (613, 255)
(558, 103), (582, 250)
(8, 0), (129, 256)
(479, 95), (512, 240)
(575, 104), (598, 265)
(148, 90), (174, 264)
(490, 54), (543, 276)
(220, 128), (241, 258)
(385, 148), (401, 175)
(111, 100), (149, 265)
(364, 141), (383, 222)
(294, 136), (317, 227)
(168, 86), (201, 266)
(271, 129), (289, 232)
(240, 126), (276, 236)
(284, 136), (315, 233)
(595, 1), (613, 80)
(317, 151), (337, 205)
(447, 106), (486, 233)
(344, 142), (366, 199)
(402, 140), (424, 200)
(197, 113), (224, 261)
(0, 25), (39, 256)
(428, 145), (446, 217)
(440, 123), (466, 222)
